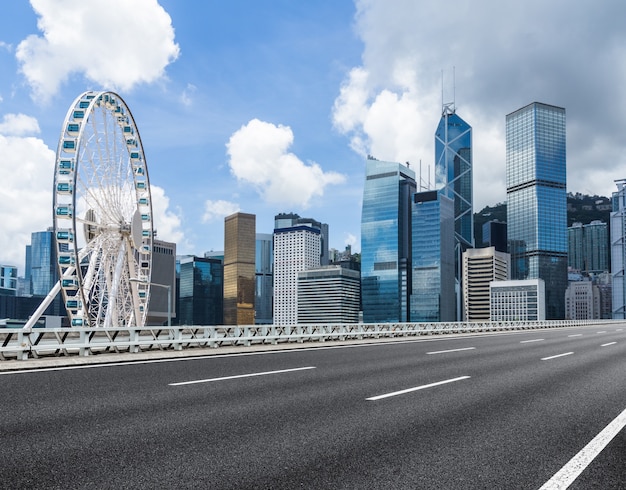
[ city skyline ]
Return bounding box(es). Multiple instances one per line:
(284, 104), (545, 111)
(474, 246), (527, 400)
(2, 1), (626, 274)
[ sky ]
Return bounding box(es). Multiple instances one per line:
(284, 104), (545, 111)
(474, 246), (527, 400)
(1, 0), (626, 275)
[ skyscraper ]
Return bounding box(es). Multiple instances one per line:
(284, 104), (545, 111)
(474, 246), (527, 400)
(255, 233), (273, 324)
(611, 179), (626, 319)
(568, 220), (608, 274)
(361, 157), (416, 323)
(223, 212), (256, 325)
(410, 190), (455, 322)
(506, 102), (567, 319)
(462, 247), (509, 321)
(273, 215), (322, 325)
(435, 103), (474, 249)
(178, 256), (223, 325)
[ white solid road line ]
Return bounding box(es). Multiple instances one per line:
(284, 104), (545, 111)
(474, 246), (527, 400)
(601, 342), (617, 347)
(567, 334), (583, 337)
(539, 407), (626, 489)
(366, 376), (471, 401)
(541, 352), (574, 361)
(520, 339), (544, 343)
(169, 366), (316, 386)
(426, 347), (475, 355)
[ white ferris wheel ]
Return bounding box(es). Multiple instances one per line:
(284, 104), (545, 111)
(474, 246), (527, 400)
(29, 91), (154, 329)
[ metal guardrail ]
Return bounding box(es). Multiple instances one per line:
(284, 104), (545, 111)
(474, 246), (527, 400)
(0, 319), (618, 361)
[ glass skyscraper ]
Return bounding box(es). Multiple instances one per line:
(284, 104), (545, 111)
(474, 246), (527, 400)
(410, 190), (455, 322)
(255, 233), (273, 324)
(178, 256), (223, 325)
(435, 104), (473, 249)
(361, 157), (416, 323)
(506, 102), (567, 319)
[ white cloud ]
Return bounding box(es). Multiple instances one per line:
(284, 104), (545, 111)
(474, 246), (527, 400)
(17, 0), (180, 100)
(344, 233), (357, 248)
(0, 113), (40, 136)
(0, 41), (10, 52)
(181, 83), (197, 107)
(334, 0), (626, 208)
(226, 118), (346, 208)
(202, 200), (240, 223)
(150, 185), (185, 246)
(0, 133), (55, 272)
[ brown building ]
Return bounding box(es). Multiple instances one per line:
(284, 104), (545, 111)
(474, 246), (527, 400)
(224, 212), (256, 325)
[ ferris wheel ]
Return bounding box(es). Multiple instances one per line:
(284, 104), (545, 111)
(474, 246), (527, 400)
(51, 91), (154, 328)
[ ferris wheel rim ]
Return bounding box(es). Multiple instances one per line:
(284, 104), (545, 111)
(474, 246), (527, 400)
(52, 90), (153, 328)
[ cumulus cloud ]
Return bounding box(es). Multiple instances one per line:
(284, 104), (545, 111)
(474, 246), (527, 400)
(17, 0), (180, 100)
(334, 0), (626, 208)
(0, 132), (55, 271)
(150, 185), (185, 246)
(0, 113), (40, 136)
(202, 200), (240, 223)
(226, 118), (346, 208)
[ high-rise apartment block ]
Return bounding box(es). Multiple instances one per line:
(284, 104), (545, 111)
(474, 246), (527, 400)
(506, 102), (567, 319)
(224, 212), (256, 325)
(411, 190), (455, 322)
(361, 157), (416, 323)
(569, 220), (608, 274)
(611, 179), (626, 318)
(462, 247), (509, 321)
(273, 216), (322, 325)
(297, 265), (360, 324)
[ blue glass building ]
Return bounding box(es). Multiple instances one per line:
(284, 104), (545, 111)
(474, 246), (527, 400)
(255, 233), (273, 324)
(506, 102), (567, 319)
(410, 190), (455, 321)
(361, 157), (416, 323)
(178, 256), (223, 325)
(435, 104), (473, 249)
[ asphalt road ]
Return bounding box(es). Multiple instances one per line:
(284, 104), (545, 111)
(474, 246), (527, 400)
(1, 325), (625, 489)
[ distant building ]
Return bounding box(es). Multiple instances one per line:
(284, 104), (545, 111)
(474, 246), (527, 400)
(224, 212), (256, 325)
(462, 247), (509, 321)
(255, 233), (273, 325)
(506, 102), (567, 319)
(26, 229), (66, 316)
(569, 221), (609, 274)
(490, 279), (546, 321)
(410, 190), (455, 322)
(273, 216), (321, 325)
(146, 239), (176, 325)
(274, 213), (329, 266)
(297, 266), (360, 324)
(0, 265), (18, 296)
(361, 158), (416, 323)
(565, 280), (600, 320)
(178, 256), (223, 325)
(482, 220), (508, 253)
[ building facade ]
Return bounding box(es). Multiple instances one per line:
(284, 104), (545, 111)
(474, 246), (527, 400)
(490, 279), (546, 321)
(611, 180), (626, 318)
(255, 233), (273, 324)
(506, 102), (567, 319)
(361, 157), (416, 323)
(462, 247), (509, 321)
(273, 220), (321, 325)
(26, 229), (66, 315)
(178, 256), (223, 325)
(297, 266), (360, 324)
(482, 220), (508, 253)
(564, 280), (601, 320)
(0, 265), (17, 296)
(224, 212), (256, 325)
(569, 221), (609, 275)
(410, 190), (455, 322)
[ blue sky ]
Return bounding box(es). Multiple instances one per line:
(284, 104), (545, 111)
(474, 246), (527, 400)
(2, 0), (626, 274)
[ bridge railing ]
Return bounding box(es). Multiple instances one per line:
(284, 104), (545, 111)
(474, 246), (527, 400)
(0, 319), (619, 361)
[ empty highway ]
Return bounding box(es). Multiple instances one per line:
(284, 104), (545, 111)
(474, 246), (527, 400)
(1, 324), (624, 489)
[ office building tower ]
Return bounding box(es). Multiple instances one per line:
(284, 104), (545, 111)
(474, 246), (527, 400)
(26, 229), (66, 315)
(482, 220), (508, 253)
(297, 265), (360, 323)
(506, 102), (567, 319)
(410, 190), (455, 322)
(564, 280), (600, 320)
(178, 256), (223, 325)
(569, 220), (609, 274)
(435, 102), (474, 249)
(361, 157), (416, 323)
(224, 212), (256, 325)
(490, 279), (546, 321)
(595, 272), (613, 319)
(568, 223), (584, 271)
(462, 247), (509, 321)
(274, 213), (329, 266)
(255, 233), (273, 324)
(0, 265), (18, 296)
(146, 239), (176, 325)
(611, 179), (626, 318)
(273, 217), (321, 325)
